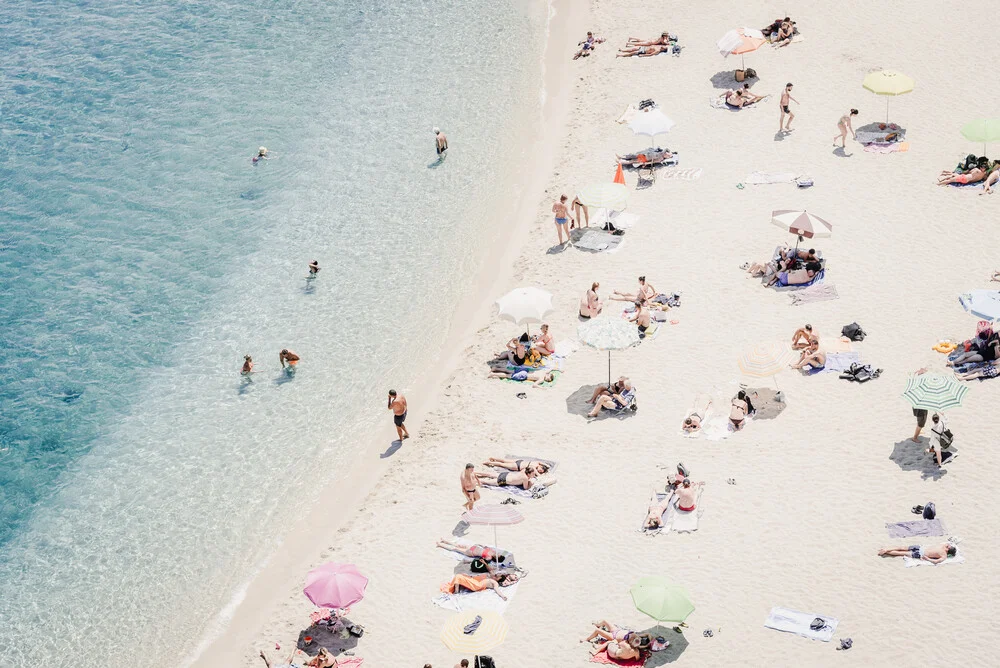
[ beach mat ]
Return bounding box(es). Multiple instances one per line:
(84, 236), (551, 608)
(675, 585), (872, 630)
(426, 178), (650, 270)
(904, 553), (965, 568)
(668, 487), (704, 533)
(886, 519), (946, 538)
(764, 607), (838, 642)
(573, 229), (624, 253)
(811, 351), (860, 375)
(789, 283), (839, 305)
(658, 167), (702, 180)
(432, 580), (520, 613)
(589, 648), (646, 666)
(639, 492), (672, 534)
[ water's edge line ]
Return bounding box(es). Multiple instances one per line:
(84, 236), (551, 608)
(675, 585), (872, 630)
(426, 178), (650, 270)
(189, 0), (585, 664)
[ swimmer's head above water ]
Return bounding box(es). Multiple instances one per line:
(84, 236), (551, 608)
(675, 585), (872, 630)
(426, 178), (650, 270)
(257, 147), (268, 157)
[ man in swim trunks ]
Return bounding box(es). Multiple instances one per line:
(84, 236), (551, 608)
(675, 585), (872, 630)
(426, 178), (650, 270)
(278, 349), (300, 368)
(476, 466), (536, 490)
(616, 44), (668, 57)
(460, 463), (480, 511)
(628, 300), (651, 337)
(434, 127), (448, 156)
(878, 542), (957, 563)
(552, 194), (571, 245)
(483, 458), (550, 475)
(308, 260), (320, 275)
(241, 355), (253, 375)
(779, 83), (797, 132)
(675, 478), (703, 512)
(388, 389), (409, 441)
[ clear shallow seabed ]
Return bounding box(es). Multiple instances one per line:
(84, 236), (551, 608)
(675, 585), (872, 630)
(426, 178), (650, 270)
(0, 0), (545, 664)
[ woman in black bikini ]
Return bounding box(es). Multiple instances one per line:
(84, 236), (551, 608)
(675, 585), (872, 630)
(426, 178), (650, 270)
(495, 338), (527, 366)
(483, 458), (550, 475)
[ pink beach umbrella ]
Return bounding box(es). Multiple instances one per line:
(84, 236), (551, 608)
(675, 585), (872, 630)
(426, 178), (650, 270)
(461, 504), (524, 566)
(303, 562), (369, 609)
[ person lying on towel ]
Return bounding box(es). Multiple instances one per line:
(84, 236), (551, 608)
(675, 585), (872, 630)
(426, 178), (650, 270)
(475, 466), (538, 490)
(616, 148), (674, 165)
(765, 261), (821, 287)
(877, 542), (957, 563)
(582, 621), (654, 660)
(644, 489), (673, 529)
(440, 570), (519, 600)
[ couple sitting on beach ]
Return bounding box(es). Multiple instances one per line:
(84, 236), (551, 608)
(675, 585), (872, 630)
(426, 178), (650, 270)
(582, 621), (656, 661)
(937, 154), (1000, 192)
(644, 463), (703, 529)
(762, 16), (797, 46)
(722, 84), (766, 109)
(489, 325), (555, 369)
(587, 376), (635, 417)
(948, 325), (1000, 380)
(790, 323), (826, 370)
(743, 246), (823, 287)
(617, 31), (678, 57)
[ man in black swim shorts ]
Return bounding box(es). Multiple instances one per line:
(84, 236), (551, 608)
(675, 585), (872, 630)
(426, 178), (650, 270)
(388, 389), (409, 442)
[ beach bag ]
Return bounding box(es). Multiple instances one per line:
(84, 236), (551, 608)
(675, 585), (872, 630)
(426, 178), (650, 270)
(348, 623), (365, 637)
(841, 322), (866, 341)
(795, 176), (814, 188)
(475, 656), (496, 668)
(940, 428), (954, 449)
(922, 502), (936, 520)
(638, 98), (655, 110)
(734, 69), (746, 82)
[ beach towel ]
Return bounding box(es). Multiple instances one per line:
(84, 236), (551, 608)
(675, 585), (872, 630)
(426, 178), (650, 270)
(608, 211), (640, 229)
(864, 141), (910, 154)
(668, 487), (704, 533)
(772, 270), (825, 291)
(658, 167), (702, 180)
(588, 649), (647, 666)
(335, 659), (364, 668)
(948, 179), (985, 189)
(745, 171), (797, 185)
(574, 229), (624, 253)
(639, 492), (673, 534)
(764, 607), (838, 642)
(814, 351), (861, 375)
(502, 370), (560, 387)
(789, 283), (839, 305)
(886, 519), (947, 538)
(904, 553), (965, 568)
(432, 580), (520, 613)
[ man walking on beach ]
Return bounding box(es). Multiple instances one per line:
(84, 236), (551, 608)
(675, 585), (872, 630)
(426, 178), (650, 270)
(388, 389), (409, 441)
(552, 194), (571, 246)
(779, 82), (798, 132)
(434, 127), (448, 157)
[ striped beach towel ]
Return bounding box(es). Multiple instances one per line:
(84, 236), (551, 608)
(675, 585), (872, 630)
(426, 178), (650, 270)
(658, 167), (702, 180)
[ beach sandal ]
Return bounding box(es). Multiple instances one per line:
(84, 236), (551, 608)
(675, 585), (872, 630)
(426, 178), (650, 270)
(703, 629), (714, 637)
(911, 505), (925, 515)
(516, 392), (527, 399)
(837, 638), (853, 650)
(726, 478), (736, 485)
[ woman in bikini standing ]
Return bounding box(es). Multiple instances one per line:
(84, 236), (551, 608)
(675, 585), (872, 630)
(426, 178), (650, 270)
(730, 392), (749, 431)
(833, 109), (858, 147)
(552, 194), (571, 245)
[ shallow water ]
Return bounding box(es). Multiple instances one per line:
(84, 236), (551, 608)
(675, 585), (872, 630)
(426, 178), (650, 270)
(0, 0), (544, 664)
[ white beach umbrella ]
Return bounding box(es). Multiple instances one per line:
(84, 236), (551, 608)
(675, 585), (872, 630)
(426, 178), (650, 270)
(496, 287), (554, 335)
(627, 108), (675, 143)
(578, 316), (640, 386)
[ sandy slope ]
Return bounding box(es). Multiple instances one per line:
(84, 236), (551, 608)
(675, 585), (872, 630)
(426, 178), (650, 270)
(214, 1), (1000, 666)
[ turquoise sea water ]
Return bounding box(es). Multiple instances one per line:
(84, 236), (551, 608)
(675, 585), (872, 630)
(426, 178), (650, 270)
(0, 0), (544, 664)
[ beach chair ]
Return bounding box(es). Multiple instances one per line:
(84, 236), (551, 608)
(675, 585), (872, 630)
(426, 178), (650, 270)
(603, 388), (638, 415)
(637, 163), (656, 188)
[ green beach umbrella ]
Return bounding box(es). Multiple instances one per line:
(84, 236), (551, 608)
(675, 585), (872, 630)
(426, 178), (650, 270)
(960, 118), (1000, 155)
(629, 576), (695, 624)
(902, 373), (968, 411)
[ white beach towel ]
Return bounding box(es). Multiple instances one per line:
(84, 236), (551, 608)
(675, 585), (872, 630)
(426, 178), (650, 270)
(608, 211), (640, 229)
(904, 554), (965, 568)
(764, 607), (838, 642)
(658, 167), (702, 181)
(668, 487), (704, 533)
(432, 581), (519, 614)
(745, 171), (797, 185)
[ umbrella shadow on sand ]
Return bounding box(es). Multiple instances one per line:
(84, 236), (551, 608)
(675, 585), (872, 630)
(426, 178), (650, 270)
(296, 620), (360, 657)
(746, 387), (786, 420)
(566, 384), (636, 420)
(709, 70), (756, 89)
(644, 629), (690, 665)
(888, 438), (956, 481)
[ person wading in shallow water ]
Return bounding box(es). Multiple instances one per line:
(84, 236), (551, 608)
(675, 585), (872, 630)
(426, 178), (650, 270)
(388, 389), (409, 441)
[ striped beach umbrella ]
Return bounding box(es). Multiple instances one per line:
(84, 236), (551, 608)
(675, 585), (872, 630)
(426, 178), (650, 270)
(630, 576), (695, 624)
(771, 210), (833, 239)
(738, 342), (794, 389)
(959, 289), (1000, 322)
(902, 374), (968, 411)
(461, 505), (524, 566)
(578, 316), (641, 386)
(576, 182), (628, 211)
(441, 610), (509, 654)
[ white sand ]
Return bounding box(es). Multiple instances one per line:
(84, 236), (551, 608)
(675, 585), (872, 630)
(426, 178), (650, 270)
(198, 1), (1000, 666)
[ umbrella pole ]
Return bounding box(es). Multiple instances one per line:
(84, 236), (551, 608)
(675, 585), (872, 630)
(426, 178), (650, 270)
(885, 97), (889, 124)
(741, 54), (745, 70)
(493, 524), (499, 568)
(608, 350), (612, 388)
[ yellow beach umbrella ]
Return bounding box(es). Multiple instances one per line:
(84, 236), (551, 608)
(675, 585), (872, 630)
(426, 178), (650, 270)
(441, 611), (508, 654)
(862, 70), (914, 123)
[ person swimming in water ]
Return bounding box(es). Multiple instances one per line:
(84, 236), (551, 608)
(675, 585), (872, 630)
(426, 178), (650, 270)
(241, 355), (254, 375)
(308, 260), (320, 275)
(279, 349), (300, 369)
(252, 146), (269, 164)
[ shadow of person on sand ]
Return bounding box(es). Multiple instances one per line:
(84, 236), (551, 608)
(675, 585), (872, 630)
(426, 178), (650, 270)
(380, 440), (403, 458)
(709, 70), (756, 89)
(644, 628), (690, 665)
(546, 241), (572, 255)
(773, 131), (788, 142)
(832, 146), (852, 158)
(888, 438), (957, 480)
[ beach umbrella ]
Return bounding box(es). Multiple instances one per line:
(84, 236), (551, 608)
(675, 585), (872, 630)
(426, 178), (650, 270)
(630, 576), (695, 624)
(862, 70), (915, 123)
(496, 287), (554, 336)
(738, 341), (794, 390)
(959, 289), (1000, 322)
(576, 182), (628, 211)
(960, 118), (1000, 155)
(627, 108), (675, 144)
(771, 209), (833, 253)
(303, 562), (368, 609)
(613, 163), (626, 185)
(578, 315), (640, 386)
(461, 504), (524, 566)
(441, 610), (508, 654)
(717, 27), (765, 69)
(902, 373), (968, 411)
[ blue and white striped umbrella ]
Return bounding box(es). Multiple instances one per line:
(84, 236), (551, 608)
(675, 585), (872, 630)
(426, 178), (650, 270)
(578, 316), (640, 386)
(959, 289), (1000, 322)
(902, 373), (968, 411)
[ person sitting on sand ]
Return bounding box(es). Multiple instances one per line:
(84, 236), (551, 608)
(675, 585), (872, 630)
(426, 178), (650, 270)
(878, 542), (957, 563)
(644, 489), (673, 529)
(484, 458), (550, 475)
(682, 394), (712, 433)
(766, 261), (822, 287)
(791, 324), (818, 350)
(772, 20), (795, 46)
(580, 282), (602, 318)
(531, 323), (555, 356)
(980, 161), (1000, 195)
(740, 83), (764, 104)
(791, 346), (826, 370)
(617, 43), (669, 57)
(588, 386), (634, 417)
(487, 368), (554, 385)
(573, 31), (605, 60)
(436, 538), (506, 563)
(947, 331), (1000, 367)
(729, 390), (754, 431)
(494, 338), (528, 366)
(582, 622), (654, 660)
(611, 276), (657, 303)
(589, 376), (631, 404)
(306, 648), (338, 668)
(476, 466), (537, 489)
(675, 478), (703, 512)
(627, 31), (673, 47)
(627, 300), (652, 337)
(440, 572), (514, 601)
(616, 148), (674, 165)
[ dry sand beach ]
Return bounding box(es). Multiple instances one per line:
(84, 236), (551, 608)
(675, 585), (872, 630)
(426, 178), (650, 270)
(201, 1), (1000, 666)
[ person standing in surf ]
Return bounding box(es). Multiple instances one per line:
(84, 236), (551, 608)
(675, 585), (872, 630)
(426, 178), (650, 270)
(279, 349), (300, 369)
(434, 127), (448, 157)
(241, 355), (254, 375)
(308, 260), (320, 276)
(388, 389), (409, 441)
